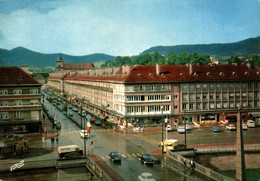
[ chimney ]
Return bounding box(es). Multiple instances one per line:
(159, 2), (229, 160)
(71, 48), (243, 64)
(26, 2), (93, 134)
(246, 62), (251, 69)
(189, 64), (193, 75)
(156, 64), (160, 75)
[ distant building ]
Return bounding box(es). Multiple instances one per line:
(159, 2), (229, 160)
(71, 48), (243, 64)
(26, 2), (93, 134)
(55, 54), (94, 72)
(0, 67), (42, 134)
(47, 63), (260, 126)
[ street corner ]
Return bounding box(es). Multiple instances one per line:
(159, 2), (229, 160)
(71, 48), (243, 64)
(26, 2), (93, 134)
(149, 148), (164, 156)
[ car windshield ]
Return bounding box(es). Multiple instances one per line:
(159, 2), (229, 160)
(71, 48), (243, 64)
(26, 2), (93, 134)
(111, 152), (119, 155)
(143, 153), (152, 158)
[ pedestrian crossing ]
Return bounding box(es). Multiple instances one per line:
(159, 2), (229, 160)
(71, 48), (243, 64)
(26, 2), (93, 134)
(100, 152), (142, 160)
(60, 129), (109, 135)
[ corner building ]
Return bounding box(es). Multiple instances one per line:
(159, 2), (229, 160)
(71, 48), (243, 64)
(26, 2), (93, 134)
(47, 62), (260, 126)
(0, 67), (42, 134)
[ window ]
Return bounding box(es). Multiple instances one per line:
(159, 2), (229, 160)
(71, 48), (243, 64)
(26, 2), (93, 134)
(223, 93), (227, 100)
(182, 94), (188, 101)
(189, 94), (194, 101)
(0, 89), (8, 95)
(203, 93), (207, 100)
(13, 89), (22, 95)
(0, 100), (8, 106)
(242, 83), (247, 89)
(235, 83), (240, 90)
(174, 106), (178, 109)
(189, 85), (195, 91)
(217, 103), (222, 108)
(30, 89), (39, 94)
(189, 104), (194, 110)
(182, 84), (188, 91)
(216, 84), (221, 90)
(182, 104), (187, 110)
(223, 84), (228, 90)
(14, 100), (22, 106)
(196, 94), (201, 101)
(15, 111), (23, 118)
(216, 93), (221, 100)
(202, 84), (207, 91)
(209, 84), (214, 90)
(196, 84), (201, 91)
(210, 103), (215, 109)
(0, 112), (9, 119)
(209, 93), (214, 99)
(174, 95), (178, 99)
(203, 103), (208, 110)
(196, 103), (201, 110)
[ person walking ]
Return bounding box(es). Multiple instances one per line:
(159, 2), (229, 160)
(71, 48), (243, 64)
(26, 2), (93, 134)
(56, 136), (59, 144)
(190, 159), (195, 177)
(183, 159), (187, 173)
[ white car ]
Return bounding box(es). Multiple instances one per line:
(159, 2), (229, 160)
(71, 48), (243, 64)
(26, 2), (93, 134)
(247, 120), (255, 128)
(166, 125), (173, 131)
(138, 172), (156, 181)
(226, 124), (236, 131)
(80, 130), (90, 138)
(242, 123), (248, 130)
(177, 126), (185, 133)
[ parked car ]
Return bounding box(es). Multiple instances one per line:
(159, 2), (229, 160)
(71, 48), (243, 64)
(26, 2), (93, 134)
(177, 126), (185, 133)
(138, 172), (156, 181)
(80, 130), (90, 138)
(68, 105), (73, 109)
(109, 151), (121, 162)
(211, 125), (220, 132)
(139, 153), (154, 164)
(68, 112), (73, 117)
(242, 123), (248, 130)
(226, 124), (236, 131)
(95, 119), (101, 125)
(166, 125), (173, 132)
(73, 107), (78, 112)
(247, 120), (255, 128)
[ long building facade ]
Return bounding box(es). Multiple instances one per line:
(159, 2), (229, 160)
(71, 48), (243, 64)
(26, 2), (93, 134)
(0, 67), (42, 134)
(47, 60), (260, 126)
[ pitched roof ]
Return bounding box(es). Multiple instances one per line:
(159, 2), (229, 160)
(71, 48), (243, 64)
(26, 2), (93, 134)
(50, 64), (260, 83)
(124, 64), (260, 83)
(0, 67), (40, 85)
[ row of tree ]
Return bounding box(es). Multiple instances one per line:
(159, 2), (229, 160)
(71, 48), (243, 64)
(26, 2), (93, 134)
(101, 51), (260, 67)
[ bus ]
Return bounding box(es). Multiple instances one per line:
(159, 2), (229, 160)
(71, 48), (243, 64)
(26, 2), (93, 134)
(57, 145), (83, 159)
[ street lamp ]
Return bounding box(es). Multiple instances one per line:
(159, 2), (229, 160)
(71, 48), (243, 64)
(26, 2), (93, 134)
(81, 96), (87, 156)
(161, 105), (164, 154)
(183, 109), (187, 148)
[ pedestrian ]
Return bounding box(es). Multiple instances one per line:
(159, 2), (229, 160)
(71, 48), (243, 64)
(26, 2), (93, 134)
(183, 159), (187, 172)
(190, 159), (195, 177)
(56, 137), (59, 144)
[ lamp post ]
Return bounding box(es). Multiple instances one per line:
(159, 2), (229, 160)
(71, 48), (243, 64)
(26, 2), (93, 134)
(82, 96), (87, 156)
(161, 105), (164, 154)
(184, 110), (187, 148)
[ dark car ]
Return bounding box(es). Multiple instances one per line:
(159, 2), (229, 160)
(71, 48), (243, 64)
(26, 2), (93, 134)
(211, 125), (220, 132)
(109, 151), (121, 162)
(139, 153), (154, 164)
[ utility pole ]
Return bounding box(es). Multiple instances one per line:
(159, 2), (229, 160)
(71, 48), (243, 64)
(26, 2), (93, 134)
(236, 107), (246, 180)
(161, 105), (164, 154)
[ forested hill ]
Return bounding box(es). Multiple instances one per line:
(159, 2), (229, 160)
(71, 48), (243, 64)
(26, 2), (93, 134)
(142, 36), (260, 56)
(0, 47), (115, 68)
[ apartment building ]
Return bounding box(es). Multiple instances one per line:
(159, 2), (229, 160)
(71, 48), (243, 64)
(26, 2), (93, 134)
(47, 62), (260, 126)
(0, 67), (42, 134)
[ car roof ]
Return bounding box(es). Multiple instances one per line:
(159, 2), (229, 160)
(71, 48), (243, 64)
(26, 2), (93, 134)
(141, 172), (153, 176)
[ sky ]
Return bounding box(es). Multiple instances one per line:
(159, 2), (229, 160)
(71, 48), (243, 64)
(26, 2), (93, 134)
(0, 0), (259, 56)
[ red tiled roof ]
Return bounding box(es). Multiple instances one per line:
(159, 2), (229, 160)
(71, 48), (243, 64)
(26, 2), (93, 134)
(51, 64), (260, 83)
(63, 63), (94, 70)
(0, 67), (40, 85)
(124, 64), (260, 83)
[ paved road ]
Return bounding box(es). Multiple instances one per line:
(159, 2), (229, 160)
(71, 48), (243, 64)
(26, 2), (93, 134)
(43, 96), (186, 181)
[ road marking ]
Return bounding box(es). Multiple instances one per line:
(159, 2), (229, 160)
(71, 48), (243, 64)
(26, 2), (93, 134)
(132, 154), (137, 157)
(101, 156), (106, 160)
(126, 154), (132, 157)
(136, 153), (141, 156)
(121, 154), (127, 158)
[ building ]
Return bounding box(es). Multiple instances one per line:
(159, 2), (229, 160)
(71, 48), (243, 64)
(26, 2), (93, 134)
(0, 67), (42, 134)
(47, 62), (260, 126)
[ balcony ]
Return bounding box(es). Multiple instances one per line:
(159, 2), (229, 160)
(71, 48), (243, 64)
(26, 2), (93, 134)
(0, 105), (42, 112)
